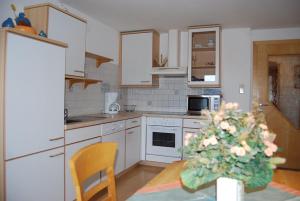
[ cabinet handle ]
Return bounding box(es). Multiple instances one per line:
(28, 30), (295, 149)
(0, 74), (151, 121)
(74, 70), (84, 73)
(49, 136), (64, 141)
(127, 131), (134, 135)
(186, 131), (195, 134)
(193, 121), (200, 124)
(49, 152), (64, 158)
(131, 120), (138, 123)
(140, 81), (150, 83)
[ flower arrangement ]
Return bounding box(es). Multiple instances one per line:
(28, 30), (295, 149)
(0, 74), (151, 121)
(181, 102), (285, 190)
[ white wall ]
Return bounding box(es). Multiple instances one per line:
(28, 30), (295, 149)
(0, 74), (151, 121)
(221, 28), (252, 111)
(251, 27), (300, 41)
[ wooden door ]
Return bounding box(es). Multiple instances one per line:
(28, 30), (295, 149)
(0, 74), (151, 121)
(6, 147), (64, 201)
(253, 39), (300, 169)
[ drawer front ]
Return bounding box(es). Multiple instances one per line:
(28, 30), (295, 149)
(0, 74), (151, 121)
(125, 118), (141, 129)
(102, 121), (125, 136)
(65, 125), (102, 144)
(183, 119), (210, 129)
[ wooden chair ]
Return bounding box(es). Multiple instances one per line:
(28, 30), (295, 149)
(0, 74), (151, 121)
(70, 142), (118, 201)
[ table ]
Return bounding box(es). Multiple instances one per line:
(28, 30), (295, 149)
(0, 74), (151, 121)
(128, 161), (300, 201)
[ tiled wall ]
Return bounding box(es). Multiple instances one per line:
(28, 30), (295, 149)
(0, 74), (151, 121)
(65, 58), (124, 116)
(125, 77), (221, 112)
(65, 62), (221, 115)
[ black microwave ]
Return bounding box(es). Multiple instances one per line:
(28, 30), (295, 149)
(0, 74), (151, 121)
(187, 95), (221, 115)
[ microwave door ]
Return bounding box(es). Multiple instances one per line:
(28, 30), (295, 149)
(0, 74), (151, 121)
(188, 97), (210, 114)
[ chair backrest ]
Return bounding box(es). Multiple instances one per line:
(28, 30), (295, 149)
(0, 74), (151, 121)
(70, 142), (118, 201)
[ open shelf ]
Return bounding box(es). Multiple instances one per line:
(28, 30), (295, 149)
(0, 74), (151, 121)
(192, 47), (215, 52)
(85, 52), (113, 67)
(65, 76), (102, 89)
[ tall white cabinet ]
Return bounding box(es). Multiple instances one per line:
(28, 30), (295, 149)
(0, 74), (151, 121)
(120, 30), (159, 87)
(25, 3), (87, 77)
(0, 29), (67, 201)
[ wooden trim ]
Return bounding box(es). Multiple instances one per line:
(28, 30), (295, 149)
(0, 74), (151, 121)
(120, 84), (159, 88)
(24, 5), (49, 34)
(0, 29), (7, 201)
(115, 162), (140, 178)
(85, 52), (113, 68)
(24, 3), (87, 23)
(188, 83), (221, 88)
(139, 160), (169, 168)
(188, 24), (221, 29)
(120, 29), (157, 35)
(0, 28), (67, 48)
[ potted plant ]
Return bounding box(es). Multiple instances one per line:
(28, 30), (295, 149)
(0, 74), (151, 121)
(181, 102), (285, 201)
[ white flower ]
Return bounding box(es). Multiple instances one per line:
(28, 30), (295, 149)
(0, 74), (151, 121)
(259, 123), (268, 130)
(232, 103), (239, 109)
(214, 114), (223, 124)
(220, 121), (230, 130)
(230, 146), (246, 156)
(228, 125), (237, 134)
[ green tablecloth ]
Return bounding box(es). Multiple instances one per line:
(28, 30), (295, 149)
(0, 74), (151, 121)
(128, 183), (300, 201)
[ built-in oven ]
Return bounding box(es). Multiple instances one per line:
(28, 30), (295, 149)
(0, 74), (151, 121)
(146, 117), (182, 163)
(187, 95), (221, 115)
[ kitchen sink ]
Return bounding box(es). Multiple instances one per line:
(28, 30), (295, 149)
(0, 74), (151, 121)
(65, 114), (108, 124)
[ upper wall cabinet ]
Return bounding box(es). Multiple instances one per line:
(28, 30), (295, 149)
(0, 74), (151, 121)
(120, 30), (159, 87)
(188, 25), (221, 87)
(25, 3), (87, 77)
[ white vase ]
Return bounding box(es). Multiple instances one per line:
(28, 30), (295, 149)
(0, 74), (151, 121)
(217, 177), (244, 201)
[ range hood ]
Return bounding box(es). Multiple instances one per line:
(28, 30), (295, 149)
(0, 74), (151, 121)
(151, 30), (187, 76)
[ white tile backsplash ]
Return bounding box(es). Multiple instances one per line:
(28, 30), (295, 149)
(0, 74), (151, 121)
(65, 64), (222, 115)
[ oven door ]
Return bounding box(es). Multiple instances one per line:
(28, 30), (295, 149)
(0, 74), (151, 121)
(146, 126), (182, 157)
(188, 96), (210, 114)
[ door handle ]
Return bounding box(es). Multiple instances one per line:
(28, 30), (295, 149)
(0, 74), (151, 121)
(127, 131), (134, 135)
(74, 70), (84, 74)
(259, 103), (270, 107)
(49, 152), (64, 158)
(140, 81), (150, 83)
(49, 136), (64, 141)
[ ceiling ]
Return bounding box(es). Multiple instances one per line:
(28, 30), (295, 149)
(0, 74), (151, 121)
(61, 0), (300, 32)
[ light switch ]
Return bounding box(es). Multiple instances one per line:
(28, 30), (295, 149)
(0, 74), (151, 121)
(239, 84), (245, 94)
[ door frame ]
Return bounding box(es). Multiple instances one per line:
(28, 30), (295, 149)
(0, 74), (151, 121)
(252, 39), (300, 169)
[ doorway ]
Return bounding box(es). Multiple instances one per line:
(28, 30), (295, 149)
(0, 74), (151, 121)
(253, 39), (300, 170)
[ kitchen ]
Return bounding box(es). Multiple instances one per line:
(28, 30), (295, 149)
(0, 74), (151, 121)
(0, 0), (300, 201)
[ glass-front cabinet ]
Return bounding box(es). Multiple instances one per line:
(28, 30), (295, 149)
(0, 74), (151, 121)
(188, 26), (221, 87)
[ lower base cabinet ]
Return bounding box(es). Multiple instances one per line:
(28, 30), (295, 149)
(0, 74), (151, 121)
(6, 147), (65, 201)
(102, 131), (125, 174)
(125, 126), (141, 168)
(65, 137), (101, 201)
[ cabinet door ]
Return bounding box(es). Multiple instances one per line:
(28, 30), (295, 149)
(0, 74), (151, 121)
(102, 131), (125, 174)
(65, 138), (101, 201)
(121, 32), (153, 85)
(5, 33), (65, 160)
(125, 126), (141, 168)
(188, 26), (220, 87)
(6, 147), (64, 201)
(48, 7), (86, 77)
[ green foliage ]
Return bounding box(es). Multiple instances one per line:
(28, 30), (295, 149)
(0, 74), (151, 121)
(181, 102), (285, 190)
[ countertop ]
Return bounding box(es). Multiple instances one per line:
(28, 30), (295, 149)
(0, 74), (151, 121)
(65, 111), (209, 130)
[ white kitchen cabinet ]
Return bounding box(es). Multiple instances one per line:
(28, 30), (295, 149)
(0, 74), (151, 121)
(125, 126), (141, 168)
(188, 26), (221, 87)
(5, 32), (66, 160)
(25, 3), (87, 77)
(102, 130), (125, 174)
(121, 30), (159, 86)
(65, 138), (101, 201)
(6, 147), (64, 201)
